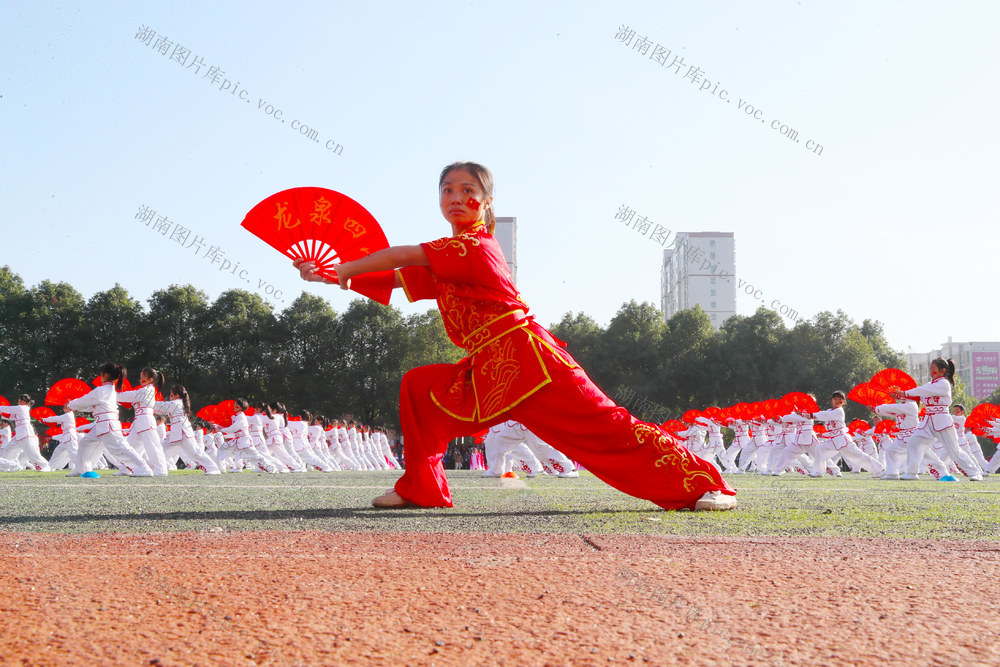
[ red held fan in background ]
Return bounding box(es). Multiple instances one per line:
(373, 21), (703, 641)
(0, 395), (8, 406)
(30, 407), (56, 421)
(782, 392), (820, 414)
(847, 382), (891, 409)
(45, 379), (92, 406)
(241, 187), (395, 304)
(869, 369), (917, 395)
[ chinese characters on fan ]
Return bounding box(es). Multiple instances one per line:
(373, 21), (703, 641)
(133, 565), (306, 666)
(134, 203), (290, 306)
(616, 567), (789, 666)
(133, 25), (344, 156)
(615, 204), (674, 248)
(613, 25), (824, 157)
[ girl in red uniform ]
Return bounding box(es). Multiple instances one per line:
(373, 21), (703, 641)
(296, 162), (736, 511)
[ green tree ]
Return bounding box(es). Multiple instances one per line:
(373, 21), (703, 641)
(143, 285), (211, 390)
(336, 299), (408, 426)
(81, 284), (145, 374)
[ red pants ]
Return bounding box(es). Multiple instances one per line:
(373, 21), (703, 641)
(394, 344), (736, 510)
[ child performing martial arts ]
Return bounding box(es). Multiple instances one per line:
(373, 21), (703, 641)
(296, 161), (736, 511)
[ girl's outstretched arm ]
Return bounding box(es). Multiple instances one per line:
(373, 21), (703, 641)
(295, 245), (429, 290)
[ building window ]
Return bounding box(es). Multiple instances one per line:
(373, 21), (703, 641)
(710, 277), (716, 285)
(711, 313), (717, 320)
(710, 240), (716, 246)
(711, 289), (716, 296)
(711, 302), (716, 308)
(710, 252), (716, 259)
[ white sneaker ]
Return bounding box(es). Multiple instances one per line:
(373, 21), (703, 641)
(129, 471), (153, 477)
(557, 471), (579, 478)
(481, 472), (500, 478)
(900, 473), (919, 480)
(694, 491), (737, 511)
(880, 473), (899, 480)
(969, 475), (983, 481)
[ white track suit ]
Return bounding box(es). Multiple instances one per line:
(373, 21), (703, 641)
(220, 411), (278, 473)
(153, 399), (220, 474)
(41, 412), (79, 470)
(67, 384), (151, 476)
(0, 404), (51, 471)
(902, 378), (982, 480)
(119, 386), (170, 476)
(810, 407), (883, 477)
(483, 420), (577, 477)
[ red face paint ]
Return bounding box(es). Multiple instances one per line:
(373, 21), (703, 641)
(466, 197), (481, 210)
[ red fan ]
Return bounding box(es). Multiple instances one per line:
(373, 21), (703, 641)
(30, 407), (56, 421)
(195, 405), (218, 423)
(869, 369), (917, 395)
(241, 187), (394, 304)
(764, 399), (783, 419)
(92, 376), (133, 391)
(661, 419), (687, 434)
(874, 419), (899, 435)
(215, 400), (236, 428)
(782, 392), (820, 413)
(0, 395), (8, 406)
(75, 417), (90, 427)
(847, 419), (870, 435)
(703, 406), (725, 421)
(245, 406), (255, 417)
(287, 416), (301, 422)
(814, 424), (827, 434)
(471, 428), (489, 444)
(46, 425), (62, 437)
(730, 403), (750, 420)
(847, 383), (890, 409)
(45, 379), (92, 406)
(681, 409), (702, 424)
(121, 421), (132, 430)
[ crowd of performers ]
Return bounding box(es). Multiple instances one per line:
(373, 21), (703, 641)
(3, 358), (998, 485)
(668, 361), (1000, 481)
(0, 363), (587, 480)
(0, 363), (404, 476)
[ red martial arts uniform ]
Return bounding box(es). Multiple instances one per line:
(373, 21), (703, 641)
(388, 222), (736, 509)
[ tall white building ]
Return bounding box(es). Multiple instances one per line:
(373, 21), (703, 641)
(494, 216), (517, 285)
(907, 338), (1000, 399)
(660, 232), (735, 329)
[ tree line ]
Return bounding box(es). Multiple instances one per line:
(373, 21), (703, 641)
(2, 265), (949, 432)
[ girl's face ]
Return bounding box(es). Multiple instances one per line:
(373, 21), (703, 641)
(170, 391), (179, 400)
(140, 373), (152, 386)
(930, 363), (944, 380)
(439, 169), (489, 228)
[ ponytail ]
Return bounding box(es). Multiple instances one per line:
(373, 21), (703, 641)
(142, 367), (165, 392)
(18, 393), (34, 408)
(171, 384), (191, 415)
(100, 362), (126, 391)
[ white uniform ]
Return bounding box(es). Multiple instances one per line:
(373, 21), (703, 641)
(288, 418), (331, 471)
(955, 413), (990, 470)
(482, 420), (577, 477)
(119, 386), (170, 476)
(42, 412), (79, 471)
(809, 407), (883, 477)
(773, 412), (816, 474)
(67, 384), (151, 476)
(152, 399), (220, 474)
(219, 412), (278, 473)
(902, 379), (982, 480)
(0, 405), (51, 471)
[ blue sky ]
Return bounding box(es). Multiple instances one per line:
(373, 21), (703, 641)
(2, 0), (997, 354)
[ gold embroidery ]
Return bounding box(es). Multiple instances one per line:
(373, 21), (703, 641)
(427, 231), (482, 258)
(635, 423), (716, 492)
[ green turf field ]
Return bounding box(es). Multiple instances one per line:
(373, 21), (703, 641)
(1, 470), (998, 539)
